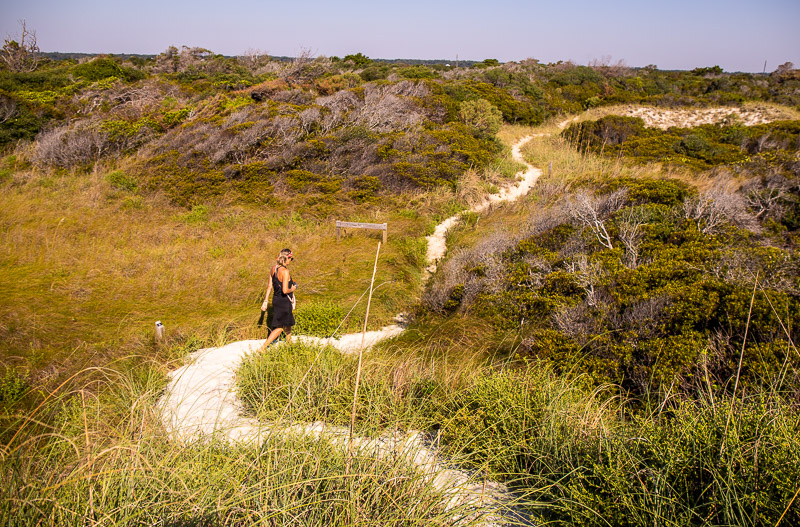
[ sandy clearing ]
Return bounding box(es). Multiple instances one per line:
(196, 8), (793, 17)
(613, 104), (794, 129)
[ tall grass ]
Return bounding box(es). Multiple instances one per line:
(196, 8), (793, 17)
(0, 159), (456, 373)
(0, 357), (484, 527)
(3, 333), (798, 525)
(238, 339), (800, 526)
(519, 132), (683, 189)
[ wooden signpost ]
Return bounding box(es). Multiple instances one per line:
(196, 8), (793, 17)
(335, 220), (387, 243)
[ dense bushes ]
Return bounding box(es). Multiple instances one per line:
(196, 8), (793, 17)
(237, 342), (800, 526)
(563, 117), (800, 171)
(0, 94), (44, 147)
(563, 117), (800, 235)
(72, 57), (144, 82)
(125, 82), (503, 203)
(3, 51), (799, 212)
(458, 98), (503, 136)
(443, 80), (545, 125)
(429, 176), (800, 394)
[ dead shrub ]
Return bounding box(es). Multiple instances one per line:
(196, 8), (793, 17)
(149, 103), (304, 166)
(34, 124), (107, 167)
(385, 80), (430, 98)
(74, 79), (181, 119)
(299, 107), (322, 133)
(527, 204), (570, 237)
(272, 89), (313, 105)
(683, 186), (760, 234)
(0, 93), (18, 123)
(34, 118), (155, 167)
(351, 84), (424, 133)
(743, 173), (789, 222)
(567, 189), (628, 249)
(426, 230), (517, 313)
(552, 302), (600, 344)
(609, 295), (671, 338)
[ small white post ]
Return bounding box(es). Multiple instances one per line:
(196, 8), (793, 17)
(155, 321), (165, 343)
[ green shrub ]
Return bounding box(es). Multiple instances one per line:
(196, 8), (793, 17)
(161, 107), (190, 128)
(565, 117), (796, 170)
(120, 195), (144, 210)
(72, 57), (143, 82)
(0, 367), (28, 409)
(342, 53), (372, 67)
(294, 301), (346, 337)
(347, 174), (381, 203)
(106, 170), (138, 191)
(604, 177), (692, 206)
(178, 204), (209, 224)
(285, 170), (341, 194)
(458, 98), (503, 136)
(398, 66), (437, 80)
(359, 65), (391, 81)
(0, 94), (45, 147)
(443, 284), (465, 312)
(443, 80), (544, 125)
(563, 115), (645, 148)
(142, 152), (228, 205)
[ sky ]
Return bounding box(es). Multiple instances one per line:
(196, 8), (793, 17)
(1, 0), (798, 72)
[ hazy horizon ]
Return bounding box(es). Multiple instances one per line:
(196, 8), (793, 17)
(2, 0), (799, 73)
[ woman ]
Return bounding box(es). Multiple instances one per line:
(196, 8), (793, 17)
(260, 249), (297, 349)
(258, 248), (292, 325)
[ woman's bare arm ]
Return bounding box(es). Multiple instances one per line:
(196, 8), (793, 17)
(280, 268), (296, 294)
(261, 265), (276, 310)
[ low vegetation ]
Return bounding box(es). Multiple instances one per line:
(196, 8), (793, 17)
(236, 340), (800, 525)
(0, 357), (470, 526)
(2, 41), (800, 526)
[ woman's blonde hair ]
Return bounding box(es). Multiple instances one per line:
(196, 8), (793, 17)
(276, 248), (293, 266)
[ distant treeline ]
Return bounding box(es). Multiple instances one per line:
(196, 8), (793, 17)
(40, 52), (476, 66)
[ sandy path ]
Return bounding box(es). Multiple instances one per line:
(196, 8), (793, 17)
(425, 136), (541, 275)
(157, 134), (541, 524)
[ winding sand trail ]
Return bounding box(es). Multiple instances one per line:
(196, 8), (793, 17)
(157, 133), (542, 524)
(425, 136), (541, 275)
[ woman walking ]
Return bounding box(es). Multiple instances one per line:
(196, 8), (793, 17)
(260, 249), (297, 350)
(258, 248), (292, 325)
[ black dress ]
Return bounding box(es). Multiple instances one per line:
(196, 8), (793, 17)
(271, 266), (295, 328)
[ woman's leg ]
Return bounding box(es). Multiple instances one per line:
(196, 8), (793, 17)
(260, 327), (284, 350)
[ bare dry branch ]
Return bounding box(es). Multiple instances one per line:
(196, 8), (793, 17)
(1, 20), (39, 72)
(568, 189), (627, 249)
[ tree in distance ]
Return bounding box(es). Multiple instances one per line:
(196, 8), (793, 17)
(1, 20), (39, 72)
(343, 52), (372, 67)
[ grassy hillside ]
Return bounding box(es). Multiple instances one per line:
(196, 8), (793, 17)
(2, 52), (800, 525)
